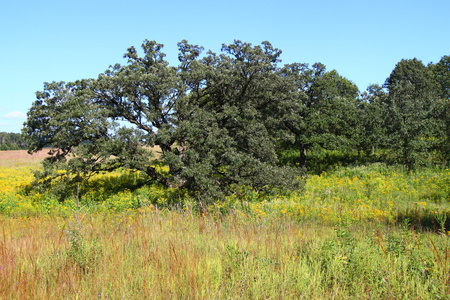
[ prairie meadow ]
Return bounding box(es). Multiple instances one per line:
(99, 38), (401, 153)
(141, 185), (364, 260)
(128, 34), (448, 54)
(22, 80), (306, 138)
(1, 150), (449, 299)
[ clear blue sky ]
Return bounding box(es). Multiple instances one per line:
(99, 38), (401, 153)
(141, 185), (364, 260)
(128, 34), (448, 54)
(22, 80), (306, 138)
(1, 0), (449, 133)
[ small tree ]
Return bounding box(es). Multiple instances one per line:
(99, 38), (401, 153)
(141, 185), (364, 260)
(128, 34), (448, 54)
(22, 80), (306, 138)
(430, 55), (450, 164)
(383, 58), (441, 169)
(358, 84), (388, 157)
(280, 63), (360, 169)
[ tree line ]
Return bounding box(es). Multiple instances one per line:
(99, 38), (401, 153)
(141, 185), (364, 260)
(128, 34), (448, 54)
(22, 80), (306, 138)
(0, 132), (27, 150)
(22, 40), (450, 200)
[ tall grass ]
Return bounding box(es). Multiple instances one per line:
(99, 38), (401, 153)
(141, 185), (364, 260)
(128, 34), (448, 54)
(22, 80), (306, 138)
(1, 157), (450, 298)
(0, 208), (449, 299)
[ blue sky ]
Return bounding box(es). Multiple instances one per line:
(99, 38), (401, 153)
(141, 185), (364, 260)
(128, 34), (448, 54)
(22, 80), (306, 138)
(1, 0), (449, 133)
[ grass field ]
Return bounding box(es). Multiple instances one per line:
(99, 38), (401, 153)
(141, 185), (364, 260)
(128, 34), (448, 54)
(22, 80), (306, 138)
(0, 149), (48, 167)
(0, 150), (449, 299)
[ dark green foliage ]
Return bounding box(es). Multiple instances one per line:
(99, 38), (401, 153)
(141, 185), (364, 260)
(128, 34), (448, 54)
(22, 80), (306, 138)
(0, 132), (27, 150)
(23, 40), (304, 201)
(22, 39), (450, 199)
(173, 40), (302, 198)
(304, 69), (360, 151)
(430, 55), (450, 164)
(383, 58), (441, 169)
(434, 97), (450, 165)
(432, 55), (450, 100)
(279, 63), (360, 168)
(23, 80), (152, 200)
(358, 84), (388, 157)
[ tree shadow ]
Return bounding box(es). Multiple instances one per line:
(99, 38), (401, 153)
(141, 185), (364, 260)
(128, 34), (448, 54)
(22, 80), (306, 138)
(395, 210), (450, 233)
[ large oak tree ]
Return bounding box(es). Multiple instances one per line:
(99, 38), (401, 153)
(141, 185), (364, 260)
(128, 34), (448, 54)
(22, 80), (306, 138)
(23, 40), (303, 201)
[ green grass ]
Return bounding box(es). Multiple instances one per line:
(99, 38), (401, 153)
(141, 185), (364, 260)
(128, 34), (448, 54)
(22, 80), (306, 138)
(1, 209), (449, 299)
(1, 162), (450, 298)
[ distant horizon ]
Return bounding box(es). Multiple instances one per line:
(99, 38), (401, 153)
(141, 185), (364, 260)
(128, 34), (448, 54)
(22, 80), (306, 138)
(2, 0), (449, 133)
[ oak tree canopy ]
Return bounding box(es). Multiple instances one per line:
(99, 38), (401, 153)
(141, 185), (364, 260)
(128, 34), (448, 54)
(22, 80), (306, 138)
(23, 40), (304, 200)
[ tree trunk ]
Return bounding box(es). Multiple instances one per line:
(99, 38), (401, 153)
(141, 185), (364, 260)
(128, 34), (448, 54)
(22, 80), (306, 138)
(299, 146), (307, 168)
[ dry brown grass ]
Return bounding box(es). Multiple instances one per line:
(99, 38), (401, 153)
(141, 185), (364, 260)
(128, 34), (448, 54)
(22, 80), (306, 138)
(0, 149), (49, 167)
(0, 210), (330, 299)
(0, 146), (163, 168)
(2, 208), (447, 299)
